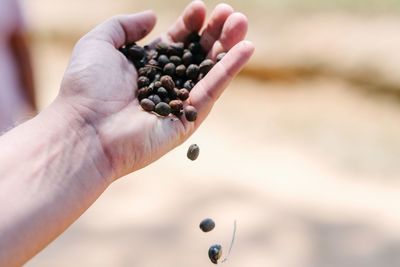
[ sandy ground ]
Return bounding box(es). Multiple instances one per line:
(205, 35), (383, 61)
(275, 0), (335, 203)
(19, 0), (400, 266)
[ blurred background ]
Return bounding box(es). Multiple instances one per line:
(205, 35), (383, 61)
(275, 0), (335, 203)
(8, 0), (400, 266)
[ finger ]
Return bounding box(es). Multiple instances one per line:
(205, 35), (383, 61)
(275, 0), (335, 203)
(190, 40), (255, 125)
(208, 12), (248, 60)
(167, 0), (206, 42)
(200, 3), (234, 52)
(82, 10), (157, 48)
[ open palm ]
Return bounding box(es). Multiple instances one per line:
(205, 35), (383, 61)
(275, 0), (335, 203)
(59, 1), (254, 180)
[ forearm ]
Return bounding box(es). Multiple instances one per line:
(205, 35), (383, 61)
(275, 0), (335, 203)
(0, 99), (112, 266)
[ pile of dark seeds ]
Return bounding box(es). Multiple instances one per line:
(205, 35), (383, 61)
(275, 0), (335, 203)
(119, 32), (226, 122)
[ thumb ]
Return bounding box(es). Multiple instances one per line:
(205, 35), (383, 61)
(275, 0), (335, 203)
(82, 10), (157, 48)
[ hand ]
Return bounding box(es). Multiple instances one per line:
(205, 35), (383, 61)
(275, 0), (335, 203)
(58, 1), (254, 181)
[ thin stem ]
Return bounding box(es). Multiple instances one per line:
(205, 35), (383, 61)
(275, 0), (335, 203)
(222, 220), (237, 263)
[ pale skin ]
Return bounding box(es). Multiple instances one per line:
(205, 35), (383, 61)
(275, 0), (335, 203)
(0, 1), (254, 266)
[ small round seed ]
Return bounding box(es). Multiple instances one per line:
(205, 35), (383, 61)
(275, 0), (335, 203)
(208, 244), (222, 265)
(137, 76), (150, 88)
(140, 98), (155, 112)
(177, 88), (190, 101)
(175, 64), (186, 77)
(169, 100), (183, 112)
(168, 42), (185, 56)
(199, 218), (215, 232)
(160, 75), (175, 91)
(137, 87), (151, 100)
(148, 94), (161, 105)
(188, 42), (203, 54)
(155, 102), (171, 116)
(155, 42), (169, 54)
(186, 64), (200, 80)
(184, 105), (198, 122)
(169, 55), (182, 66)
(163, 63), (176, 76)
(182, 51), (193, 66)
(127, 45), (145, 61)
(157, 54), (170, 67)
(199, 59), (215, 75)
(157, 87), (168, 98)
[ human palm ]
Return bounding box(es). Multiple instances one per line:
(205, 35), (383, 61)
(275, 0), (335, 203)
(59, 1), (254, 180)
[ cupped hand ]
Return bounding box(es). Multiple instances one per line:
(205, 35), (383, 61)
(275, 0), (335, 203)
(58, 1), (254, 181)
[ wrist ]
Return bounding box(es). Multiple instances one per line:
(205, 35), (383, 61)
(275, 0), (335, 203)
(39, 97), (114, 186)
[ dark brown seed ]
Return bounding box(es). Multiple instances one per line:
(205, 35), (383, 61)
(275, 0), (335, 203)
(178, 88), (190, 101)
(199, 218), (215, 232)
(137, 87), (151, 100)
(163, 63), (176, 76)
(157, 87), (168, 98)
(182, 51), (193, 66)
(169, 100), (183, 112)
(157, 54), (170, 67)
(216, 52), (226, 62)
(199, 59), (215, 75)
(160, 75), (175, 91)
(148, 94), (161, 105)
(175, 64), (186, 77)
(155, 102), (171, 116)
(137, 76), (150, 88)
(187, 144), (200, 161)
(168, 42), (185, 56)
(155, 42), (169, 54)
(140, 98), (155, 112)
(188, 42), (203, 54)
(183, 80), (195, 91)
(184, 105), (198, 122)
(186, 64), (200, 80)
(169, 55), (182, 66)
(208, 244), (222, 264)
(126, 45), (145, 61)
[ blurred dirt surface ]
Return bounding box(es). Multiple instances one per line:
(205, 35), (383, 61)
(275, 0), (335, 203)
(22, 0), (400, 266)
